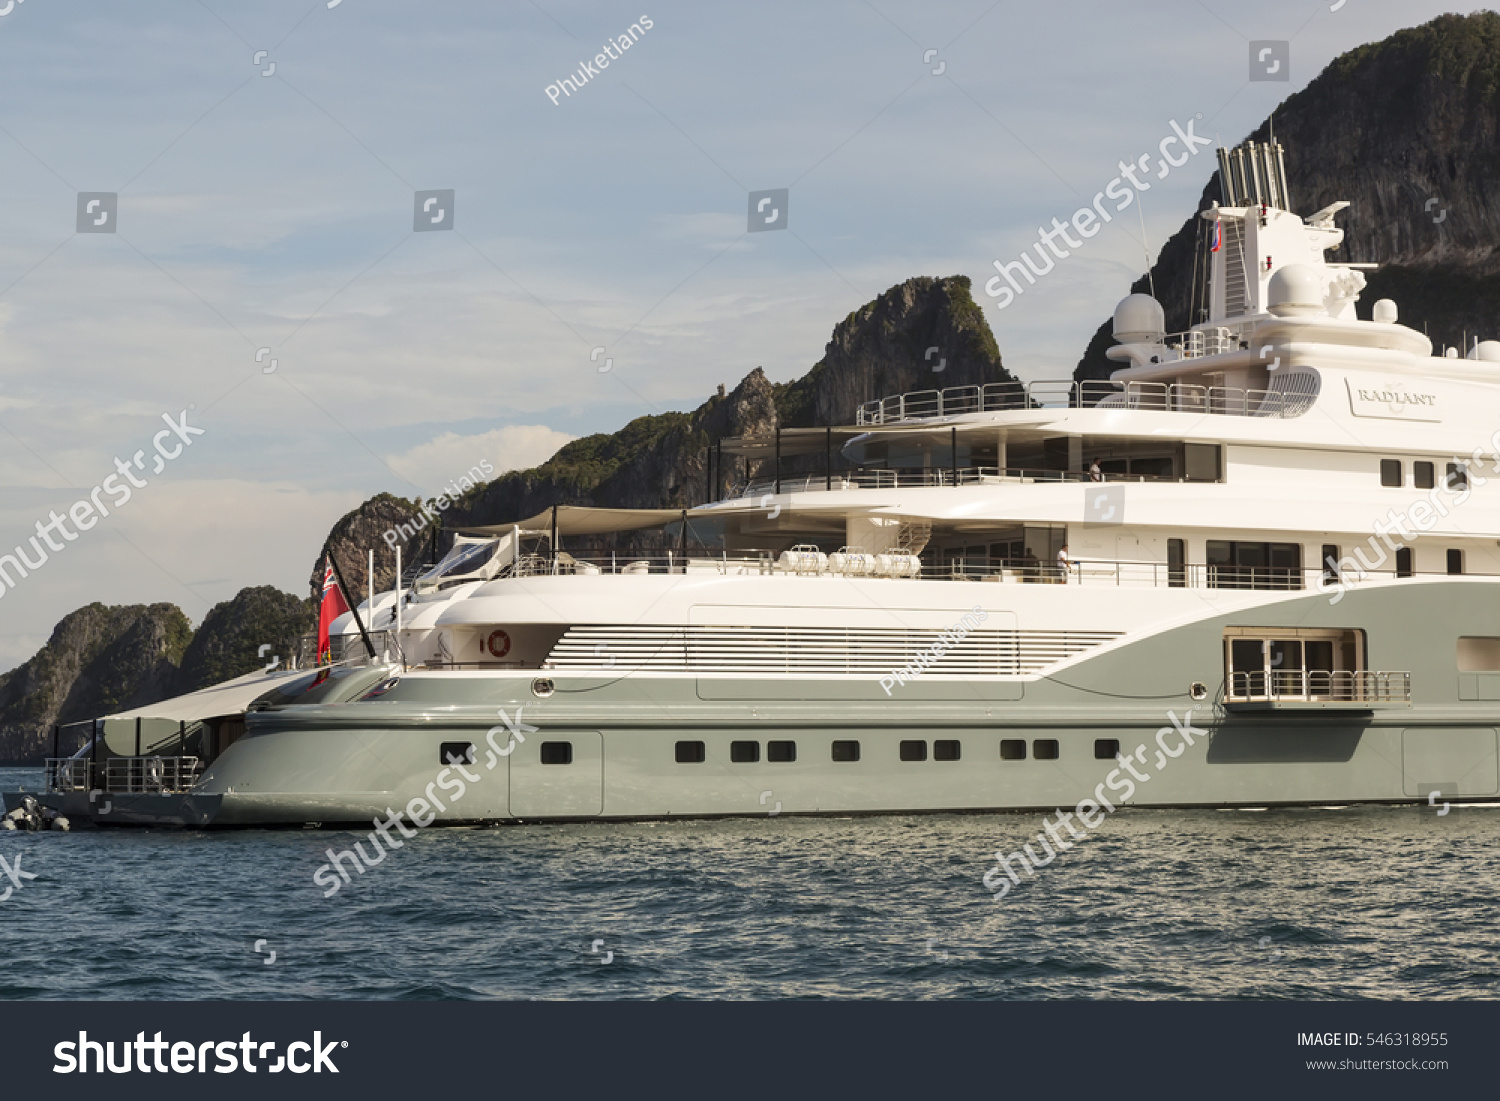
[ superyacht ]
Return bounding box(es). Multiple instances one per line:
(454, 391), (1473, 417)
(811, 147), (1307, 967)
(19, 138), (1500, 826)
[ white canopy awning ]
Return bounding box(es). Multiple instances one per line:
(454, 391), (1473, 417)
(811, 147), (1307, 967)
(457, 504), (687, 538)
(105, 667), (310, 723)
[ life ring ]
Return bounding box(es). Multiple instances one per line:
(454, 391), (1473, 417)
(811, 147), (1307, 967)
(486, 630), (512, 659)
(147, 756), (165, 787)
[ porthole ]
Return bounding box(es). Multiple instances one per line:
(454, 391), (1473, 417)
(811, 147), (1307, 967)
(439, 742), (475, 765)
(531, 677), (555, 698)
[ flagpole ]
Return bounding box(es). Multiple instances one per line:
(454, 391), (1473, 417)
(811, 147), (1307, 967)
(367, 548), (375, 655)
(327, 551), (377, 660)
(395, 544), (403, 659)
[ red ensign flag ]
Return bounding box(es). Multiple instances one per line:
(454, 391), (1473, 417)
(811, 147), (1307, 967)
(317, 558), (350, 663)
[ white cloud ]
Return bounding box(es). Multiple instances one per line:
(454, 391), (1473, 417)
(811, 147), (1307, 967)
(385, 426), (575, 495)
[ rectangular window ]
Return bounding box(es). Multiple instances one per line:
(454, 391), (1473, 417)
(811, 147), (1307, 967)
(1000, 739), (1026, 760)
(767, 740), (796, 763)
(1448, 548), (1464, 575)
(900, 739), (928, 762)
(1168, 538), (1185, 588)
(831, 740), (861, 762)
(1207, 540), (1303, 590)
(675, 740), (705, 763)
(439, 742), (475, 765)
(540, 741), (573, 765)
(1458, 637), (1500, 672)
(1396, 546), (1413, 577)
(1184, 443), (1220, 481)
(1094, 738), (1119, 760)
(1447, 462), (1468, 491)
(1380, 459), (1403, 487)
(1321, 544), (1340, 583)
(934, 739), (961, 761)
(1414, 461), (1435, 489)
(730, 740), (760, 763)
(1033, 739), (1059, 760)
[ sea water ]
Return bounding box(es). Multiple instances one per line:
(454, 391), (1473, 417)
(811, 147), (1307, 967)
(0, 766), (1494, 1000)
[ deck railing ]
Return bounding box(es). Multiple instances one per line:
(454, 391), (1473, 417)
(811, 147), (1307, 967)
(855, 379), (1298, 425)
(46, 756), (204, 795)
(489, 554), (1467, 594)
(725, 466), (1172, 498)
(1226, 670), (1411, 705)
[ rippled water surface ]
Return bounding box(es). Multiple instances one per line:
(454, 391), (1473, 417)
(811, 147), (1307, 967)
(1, 767), (1495, 1000)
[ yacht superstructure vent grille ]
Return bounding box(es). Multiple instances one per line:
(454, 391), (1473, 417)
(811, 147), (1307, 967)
(546, 625), (1121, 675)
(1265, 368), (1322, 416)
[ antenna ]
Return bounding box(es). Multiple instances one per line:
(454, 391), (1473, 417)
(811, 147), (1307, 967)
(1136, 190), (1156, 300)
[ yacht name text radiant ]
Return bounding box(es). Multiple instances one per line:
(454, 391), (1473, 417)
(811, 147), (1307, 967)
(1356, 388), (1437, 406)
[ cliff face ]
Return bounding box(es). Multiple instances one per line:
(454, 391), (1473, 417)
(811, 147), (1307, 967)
(1076, 11), (1500, 380)
(419, 275), (1011, 552)
(777, 275), (1015, 426)
(445, 366), (779, 536)
(174, 586), (316, 694)
(0, 587), (319, 764)
(0, 603), (192, 763)
(307, 492), (427, 602)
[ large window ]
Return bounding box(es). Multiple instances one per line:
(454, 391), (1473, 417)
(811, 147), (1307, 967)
(1207, 541), (1303, 590)
(1225, 628), (1363, 700)
(1458, 637), (1500, 672)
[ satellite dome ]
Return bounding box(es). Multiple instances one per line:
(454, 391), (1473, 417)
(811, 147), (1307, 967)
(1112, 294), (1165, 344)
(1266, 264), (1324, 317)
(1476, 341), (1500, 363)
(1371, 299), (1398, 324)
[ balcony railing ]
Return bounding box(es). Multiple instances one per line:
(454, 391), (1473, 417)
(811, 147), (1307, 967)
(855, 379), (1302, 425)
(1225, 670), (1411, 706)
(723, 465), (1174, 499)
(46, 756), (204, 795)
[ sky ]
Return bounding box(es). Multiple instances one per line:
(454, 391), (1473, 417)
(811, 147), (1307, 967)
(0, 0), (1488, 672)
